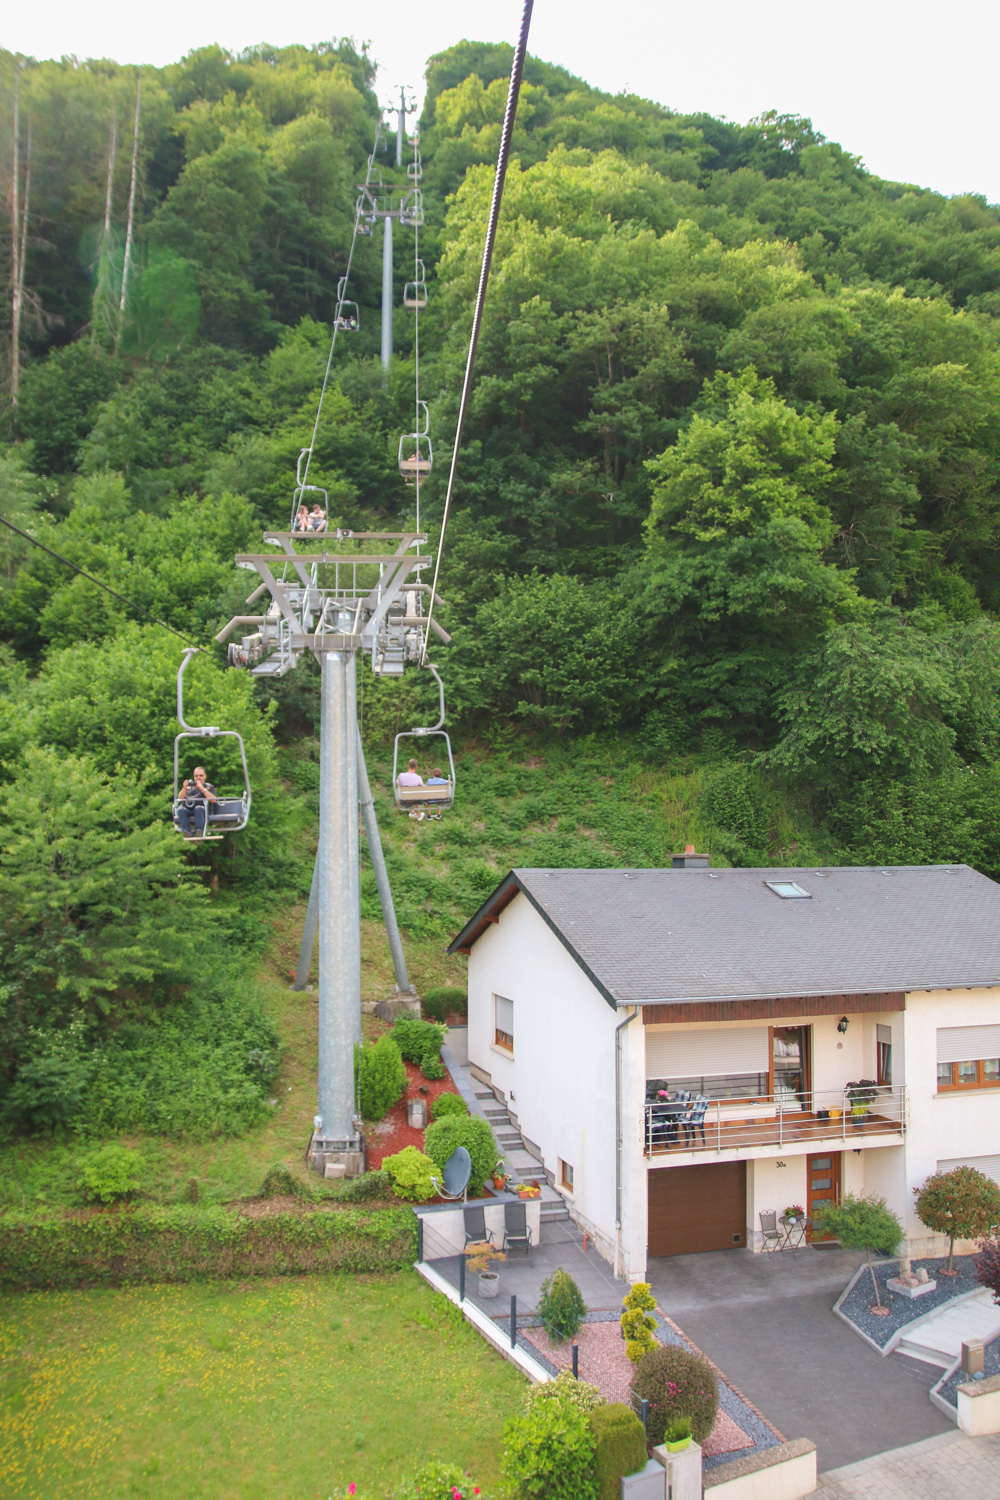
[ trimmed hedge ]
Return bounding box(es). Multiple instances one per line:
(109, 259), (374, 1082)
(0, 1203), (417, 1288)
(590, 1404), (648, 1500)
(421, 987), (468, 1023)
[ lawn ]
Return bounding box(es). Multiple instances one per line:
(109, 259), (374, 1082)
(0, 1269), (525, 1499)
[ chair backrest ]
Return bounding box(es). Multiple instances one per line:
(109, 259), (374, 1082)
(464, 1204), (487, 1240)
(759, 1209), (778, 1233)
(504, 1200), (527, 1236)
(692, 1094), (710, 1119)
(442, 1146), (472, 1197)
(675, 1089), (692, 1103)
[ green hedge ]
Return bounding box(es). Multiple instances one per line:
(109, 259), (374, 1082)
(0, 1203), (417, 1288)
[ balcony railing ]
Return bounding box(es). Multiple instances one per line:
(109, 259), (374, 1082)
(644, 1086), (907, 1157)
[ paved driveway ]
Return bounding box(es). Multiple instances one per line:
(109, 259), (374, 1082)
(816, 1430), (1000, 1496)
(646, 1246), (954, 1473)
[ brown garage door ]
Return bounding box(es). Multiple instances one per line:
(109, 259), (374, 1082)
(648, 1161), (747, 1257)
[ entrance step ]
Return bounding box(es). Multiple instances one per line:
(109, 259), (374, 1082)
(895, 1290), (1000, 1366)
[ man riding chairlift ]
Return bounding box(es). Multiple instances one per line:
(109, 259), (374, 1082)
(177, 766), (218, 839)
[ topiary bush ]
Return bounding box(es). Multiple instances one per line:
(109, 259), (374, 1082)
(539, 1267), (587, 1343)
(424, 1114), (498, 1197)
(421, 987), (468, 1023)
(381, 1146), (439, 1202)
(621, 1281), (657, 1362)
(501, 1376), (599, 1500)
(630, 1343), (718, 1446)
(915, 1166), (1000, 1272)
(589, 1404), (648, 1500)
(430, 1092), (469, 1121)
(355, 1035), (407, 1122)
(78, 1143), (144, 1203)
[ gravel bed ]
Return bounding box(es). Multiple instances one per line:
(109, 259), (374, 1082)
(934, 1330), (1000, 1410)
(836, 1254), (982, 1349)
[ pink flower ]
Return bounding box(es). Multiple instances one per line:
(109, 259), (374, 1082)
(348, 1487), (356, 1497)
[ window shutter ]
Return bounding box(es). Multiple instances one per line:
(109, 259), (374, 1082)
(938, 1154), (1000, 1187)
(877, 1025), (892, 1047)
(495, 995), (514, 1033)
(936, 1025), (1000, 1064)
(646, 1027), (769, 1080)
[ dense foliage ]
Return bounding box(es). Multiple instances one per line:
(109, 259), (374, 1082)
(813, 1192), (903, 1308)
(629, 1343), (719, 1446)
(423, 1114), (498, 1198)
(914, 1167), (1000, 1272)
(501, 1373), (599, 1500)
(4, 34), (1000, 1138)
(355, 1034), (407, 1122)
(589, 1404), (648, 1500)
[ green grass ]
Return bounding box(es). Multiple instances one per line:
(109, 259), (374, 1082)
(0, 1269), (525, 1498)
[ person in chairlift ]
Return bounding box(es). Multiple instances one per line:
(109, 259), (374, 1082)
(177, 766), (217, 838)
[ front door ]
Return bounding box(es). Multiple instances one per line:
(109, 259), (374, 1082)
(806, 1151), (841, 1240)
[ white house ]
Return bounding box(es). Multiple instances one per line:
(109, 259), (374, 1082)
(448, 857), (1000, 1281)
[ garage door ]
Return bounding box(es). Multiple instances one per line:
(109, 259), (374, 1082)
(648, 1161), (747, 1257)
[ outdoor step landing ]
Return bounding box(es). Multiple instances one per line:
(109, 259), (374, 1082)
(896, 1290), (1000, 1363)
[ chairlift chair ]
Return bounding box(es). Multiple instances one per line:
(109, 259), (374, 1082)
(334, 278), (359, 332)
(172, 649), (251, 841)
(399, 189), (424, 228)
(403, 259), (428, 310)
(392, 663), (455, 815)
(398, 433), (432, 484)
(407, 148), (422, 182)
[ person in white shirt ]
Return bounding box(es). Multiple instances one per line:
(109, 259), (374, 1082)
(397, 758), (425, 819)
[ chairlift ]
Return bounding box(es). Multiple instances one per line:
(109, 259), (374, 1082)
(335, 279), (359, 332)
(392, 664), (455, 815)
(172, 649), (251, 841)
(399, 189), (424, 228)
(398, 401), (432, 484)
(291, 451), (329, 532)
(403, 259), (428, 310)
(407, 150), (423, 182)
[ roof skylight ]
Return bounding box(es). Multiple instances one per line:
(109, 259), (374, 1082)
(766, 880), (812, 900)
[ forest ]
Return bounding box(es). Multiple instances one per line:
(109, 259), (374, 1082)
(2, 37), (1000, 1146)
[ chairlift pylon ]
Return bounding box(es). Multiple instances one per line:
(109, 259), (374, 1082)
(392, 664), (455, 815)
(172, 649), (252, 841)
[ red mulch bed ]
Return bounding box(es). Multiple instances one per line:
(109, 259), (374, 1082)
(364, 1061), (460, 1171)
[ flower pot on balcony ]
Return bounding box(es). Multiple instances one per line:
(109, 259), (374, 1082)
(851, 1104), (868, 1119)
(478, 1271), (500, 1299)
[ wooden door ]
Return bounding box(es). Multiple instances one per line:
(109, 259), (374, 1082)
(806, 1151), (841, 1240)
(647, 1161), (747, 1258)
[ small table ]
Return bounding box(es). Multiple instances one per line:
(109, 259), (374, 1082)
(780, 1215), (808, 1250)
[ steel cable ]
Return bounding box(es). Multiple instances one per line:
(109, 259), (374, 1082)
(420, 0), (534, 664)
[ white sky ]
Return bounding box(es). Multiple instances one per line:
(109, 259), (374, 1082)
(6, 0), (998, 202)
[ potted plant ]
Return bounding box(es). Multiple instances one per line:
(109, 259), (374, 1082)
(492, 1160), (509, 1191)
(464, 1240), (506, 1298)
(516, 1180), (541, 1199)
(845, 1080), (878, 1118)
(664, 1415), (692, 1453)
(783, 1204), (805, 1223)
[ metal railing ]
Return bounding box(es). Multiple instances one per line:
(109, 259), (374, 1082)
(644, 1086), (907, 1156)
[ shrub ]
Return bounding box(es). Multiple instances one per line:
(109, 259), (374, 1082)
(424, 1115), (498, 1197)
(813, 1192), (902, 1309)
(392, 1016), (447, 1067)
(665, 1414), (692, 1444)
(501, 1379), (598, 1500)
(630, 1343), (718, 1446)
(258, 1162), (311, 1199)
(355, 1035), (407, 1122)
(430, 1092), (468, 1121)
(539, 1267), (587, 1343)
(328, 1170), (393, 1204)
(381, 1146), (439, 1202)
(590, 1404), (648, 1500)
(2, 1020), (97, 1132)
(421, 1054), (446, 1081)
(526, 1369), (603, 1416)
(621, 1281), (657, 1362)
(78, 1143), (144, 1204)
(977, 1234), (1000, 1306)
(421, 987), (468, 1023)
(397, 1459), (473, 1499)
(915, 1167), (1000, 1272)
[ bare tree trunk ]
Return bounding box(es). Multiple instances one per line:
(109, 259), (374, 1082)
(10, 63), (21, 423)
(103, 106), (117, 240)
(118, 76), (141, 331)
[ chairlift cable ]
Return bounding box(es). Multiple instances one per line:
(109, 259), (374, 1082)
(414, 144), (421, 537)
(420, 0), (534, 665)
(0, 512), (195, 646)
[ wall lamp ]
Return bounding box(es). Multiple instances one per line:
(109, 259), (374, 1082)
(837, 1017), (850, 1035)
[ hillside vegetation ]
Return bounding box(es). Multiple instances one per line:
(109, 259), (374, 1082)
(2, 38), (1000, 1154)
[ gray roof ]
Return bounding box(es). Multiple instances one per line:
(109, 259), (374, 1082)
(450, 865), (1000, 1006)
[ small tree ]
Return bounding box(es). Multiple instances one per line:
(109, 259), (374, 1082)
(354, 1035), (407, 1122)
(813, 1192), (902, 1310)
(539, 1267), (586, 1343)
(915, 1167), (1000, 1273)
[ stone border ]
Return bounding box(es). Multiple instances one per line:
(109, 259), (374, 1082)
(703, 1438), (816, 1493)
(832, 1258), (986, 1358)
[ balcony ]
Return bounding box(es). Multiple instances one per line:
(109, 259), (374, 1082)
(644, 1086), (907, 1157)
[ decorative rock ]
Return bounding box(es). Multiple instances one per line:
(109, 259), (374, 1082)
(916, 1267), (931, 1284)
(887, 1274), (937, 1299)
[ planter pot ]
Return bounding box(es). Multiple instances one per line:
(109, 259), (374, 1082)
(492, 1176), (508, 1191)
(665, 1437), (691, 1453)
(478, 1271), (500, 1299)
(851, 1104), (869, 1118)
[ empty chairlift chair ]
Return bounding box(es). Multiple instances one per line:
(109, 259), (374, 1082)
(404, 259), (428, 310)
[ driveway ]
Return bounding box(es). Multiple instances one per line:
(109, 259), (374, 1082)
(646, 1245), (954, 1473)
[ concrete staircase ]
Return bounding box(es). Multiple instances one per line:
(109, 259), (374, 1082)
(475, 1088), (569, 1226)
(895, 1290), (1000, 1367)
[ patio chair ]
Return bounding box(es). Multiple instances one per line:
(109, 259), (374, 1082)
(683, 1094), (710, 1146)
(759, 1209), (784, 1254)
(463, 1204), (494, 1248)
(501, 1200), (533, 1258)
(433, 1146), (472, 1202)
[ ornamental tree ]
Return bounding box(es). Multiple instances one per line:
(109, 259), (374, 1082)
(915, 1167), (1000, 1272)
(813, 1192), (902, 1310)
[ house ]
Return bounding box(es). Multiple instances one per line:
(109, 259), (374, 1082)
(448, 857), (1000, 1280)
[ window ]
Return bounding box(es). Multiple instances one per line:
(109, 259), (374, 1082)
(560, 1160), (574, 1192)
(647, 1072), (768, 1102)
(938, 1059), (1000, 1091)
(494, 994), (514, 1053)
(877, 1025), (892, 1086)
(936, 1024), (1000, 1091)
(765, 880), (811, 899)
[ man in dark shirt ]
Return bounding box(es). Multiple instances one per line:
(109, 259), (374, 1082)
(177, 766), (218, 838)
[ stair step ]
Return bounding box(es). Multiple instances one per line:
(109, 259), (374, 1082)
(895, 1338), (951, 1368)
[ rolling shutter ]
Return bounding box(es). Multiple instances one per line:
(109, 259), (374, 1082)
(936, 1025), (1000, 1064)
(495, 995), (514, 1033)
(646, 1027), (769, 1080)
(937, 1154), (1000, 1188)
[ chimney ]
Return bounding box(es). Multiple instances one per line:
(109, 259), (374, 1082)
(672, 844), (710, 870)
